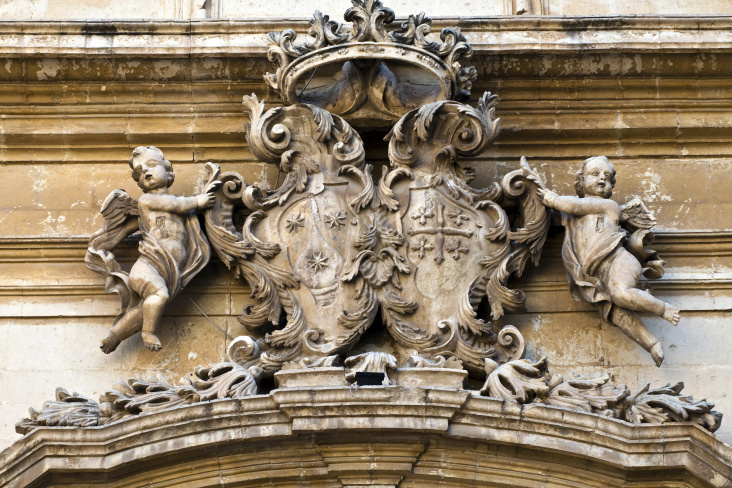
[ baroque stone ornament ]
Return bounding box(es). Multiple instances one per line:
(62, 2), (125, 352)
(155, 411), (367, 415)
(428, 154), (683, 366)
(85, 146), (219, 353)
(201, 92), (548, 380)
(16, 341), (263, 434)
(480, 357), (722, 432)
(379, 94), (550, 376)
(265, 0), (477, 126)
(13, 4), (725, 447)
(538, 156), (680, 367)
(204, 94), (375, 375)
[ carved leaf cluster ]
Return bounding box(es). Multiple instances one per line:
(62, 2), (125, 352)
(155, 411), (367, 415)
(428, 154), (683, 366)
(16, 364), (262, 435)
(480, 357), (722, 433)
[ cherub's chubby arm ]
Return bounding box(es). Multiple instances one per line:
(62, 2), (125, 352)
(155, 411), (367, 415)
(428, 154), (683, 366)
(537, 189), (619, 217)
(139, 182), (220, 214)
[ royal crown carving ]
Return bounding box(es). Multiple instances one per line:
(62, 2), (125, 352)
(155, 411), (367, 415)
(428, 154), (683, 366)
(265, 0), (477, 126)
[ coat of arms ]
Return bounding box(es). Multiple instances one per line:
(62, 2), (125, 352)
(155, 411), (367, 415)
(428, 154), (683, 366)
(203, 90), (549, 378)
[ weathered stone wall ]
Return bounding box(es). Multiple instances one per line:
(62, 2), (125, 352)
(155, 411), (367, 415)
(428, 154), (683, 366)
(1, 0), (731, 18)
(1, 15), (732, 452)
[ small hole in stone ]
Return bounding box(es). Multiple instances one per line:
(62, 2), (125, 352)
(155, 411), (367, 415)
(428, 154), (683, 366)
(355, 372), (385, 386)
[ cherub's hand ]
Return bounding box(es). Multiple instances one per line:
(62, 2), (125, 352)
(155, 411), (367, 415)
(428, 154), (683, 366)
(196, 181), (221, 209)
(536, 188), (558, 207)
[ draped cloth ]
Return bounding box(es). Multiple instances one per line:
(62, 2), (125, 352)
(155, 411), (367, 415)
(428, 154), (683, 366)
(560, 213), (664, 324)
(86, 213), (210, 326)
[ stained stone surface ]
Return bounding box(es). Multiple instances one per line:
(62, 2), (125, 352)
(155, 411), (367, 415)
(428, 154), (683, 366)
(2, 386), (732, 487)
(1, 0), (732, 18)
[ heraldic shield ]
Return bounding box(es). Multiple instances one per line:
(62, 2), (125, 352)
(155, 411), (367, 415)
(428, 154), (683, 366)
(204, 93), (551, 379)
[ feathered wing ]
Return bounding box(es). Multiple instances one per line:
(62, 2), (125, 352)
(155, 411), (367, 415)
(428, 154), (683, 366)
(620, 197), (656, 231)
(620, 197), (666, 280)
(85, 190), (141, 324)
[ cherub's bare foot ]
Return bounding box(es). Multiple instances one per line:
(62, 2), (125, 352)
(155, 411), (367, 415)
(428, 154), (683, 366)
(650, 342), (664, 367)
(100, 331), (120, 354)
(663, 304), (680, 325)
(141, 332), (162, 352)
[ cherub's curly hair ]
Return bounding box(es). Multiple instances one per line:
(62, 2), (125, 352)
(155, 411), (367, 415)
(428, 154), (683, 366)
(129, 146), (174, 189)
(574, 155), (616, 197)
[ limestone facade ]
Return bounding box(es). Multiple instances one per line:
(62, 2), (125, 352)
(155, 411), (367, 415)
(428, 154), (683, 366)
(1, 3), (732, 485)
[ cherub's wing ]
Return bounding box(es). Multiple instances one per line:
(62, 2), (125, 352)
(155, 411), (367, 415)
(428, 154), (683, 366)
(100, 189), (139, 231)
(620, 196), (656, 232)
(86, 190), (142, 323)
(87, 190), (140, 276)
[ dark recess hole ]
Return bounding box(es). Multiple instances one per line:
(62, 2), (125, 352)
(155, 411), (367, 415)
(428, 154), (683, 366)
(355, 372), (385, 386)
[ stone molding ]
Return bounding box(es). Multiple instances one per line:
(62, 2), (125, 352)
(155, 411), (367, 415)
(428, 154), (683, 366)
(2, 17), (732, 59)
(1, 382), (731, 487)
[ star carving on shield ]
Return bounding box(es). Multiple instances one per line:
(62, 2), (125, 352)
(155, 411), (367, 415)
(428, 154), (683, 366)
(307, 252), (330, 273)
(285, 213), (305, 233)
(324, 211), (346, 230)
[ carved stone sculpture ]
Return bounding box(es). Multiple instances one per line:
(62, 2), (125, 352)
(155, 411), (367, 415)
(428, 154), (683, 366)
(538, 156), (680, 366)
(480, 356), (721, 432)
(201, 92), (549, 379)
(86, 146), (219, 353)
(13, 1), (725, 448)
(16, 340), (263, 434)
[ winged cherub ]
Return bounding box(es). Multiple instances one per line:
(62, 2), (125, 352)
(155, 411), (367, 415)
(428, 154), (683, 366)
(86, 146), (218, 353)
(537, 156), (680, 366)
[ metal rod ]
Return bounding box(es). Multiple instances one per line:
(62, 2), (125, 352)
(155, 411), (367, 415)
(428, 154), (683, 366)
(298, 67), (318, 98)
(188, 297), (233, 340)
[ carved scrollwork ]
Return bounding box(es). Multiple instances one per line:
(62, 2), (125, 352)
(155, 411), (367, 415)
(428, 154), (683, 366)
(480, 356), (722, 433)
(205, 95), (385, 376)
(15, 388), (102, 433)
(16, 362), (263, 435)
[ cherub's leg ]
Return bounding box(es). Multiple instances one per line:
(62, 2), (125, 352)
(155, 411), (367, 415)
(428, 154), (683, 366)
(129, 261), (170, 352)
(609, 307), (664, 367)
(100, 307), (143, 354)
(140, 288), (169, 352)
(606, 250), (680, 325)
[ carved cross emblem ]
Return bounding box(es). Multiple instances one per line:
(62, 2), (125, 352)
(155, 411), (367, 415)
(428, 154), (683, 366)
(447, 208), (469, 226)
(285, 213), (305, 233)
(307, 252), (330, 273)
(411, 205), (434, 225)
(410, 236), (435, 258)
(408, 203), (473, 264)
(324, 211), (346, 230)
(446, 239), (469, 260)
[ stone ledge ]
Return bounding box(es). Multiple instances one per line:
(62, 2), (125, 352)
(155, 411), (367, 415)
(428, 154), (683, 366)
(1, 16), (732, 58)
(1, 386), (730, 487)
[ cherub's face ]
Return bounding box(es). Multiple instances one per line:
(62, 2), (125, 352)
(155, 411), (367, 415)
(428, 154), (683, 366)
(583, 159), (614, 198)
(133, 156), (169, 192)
